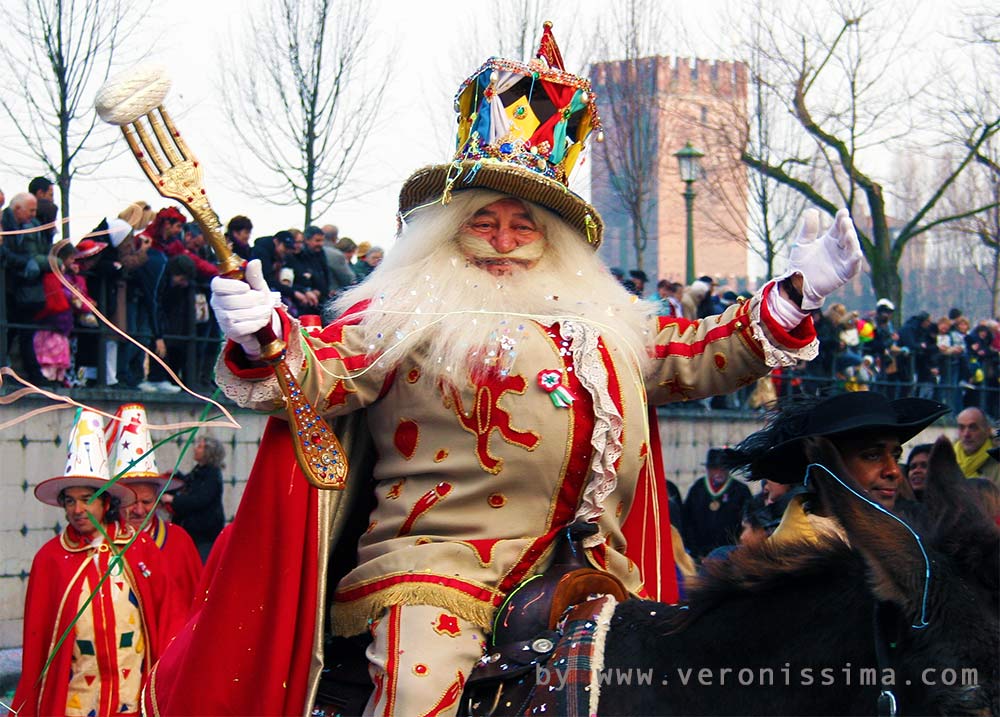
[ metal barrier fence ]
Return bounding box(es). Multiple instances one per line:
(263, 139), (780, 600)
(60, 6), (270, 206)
(1, 269), (222, 391)
(3, 266), (997, 418)
(775, 351), (1000, 418)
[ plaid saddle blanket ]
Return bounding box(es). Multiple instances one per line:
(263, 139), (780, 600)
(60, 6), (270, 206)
(526, 594), (619, 717)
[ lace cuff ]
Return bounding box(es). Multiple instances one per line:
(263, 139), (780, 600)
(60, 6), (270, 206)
(215, 317), (308, 411)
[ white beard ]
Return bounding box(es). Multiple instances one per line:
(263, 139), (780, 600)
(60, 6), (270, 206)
(331, 190), (656, 383)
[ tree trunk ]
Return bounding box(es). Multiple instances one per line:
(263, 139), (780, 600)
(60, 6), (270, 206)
(868, 252), (903, 317)
(632, 216), (644, 272)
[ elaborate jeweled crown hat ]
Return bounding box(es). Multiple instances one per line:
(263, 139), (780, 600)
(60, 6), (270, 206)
(106, 403), (182, 491)
(35, 407), (137, 507)
(398, 22), (605, 247)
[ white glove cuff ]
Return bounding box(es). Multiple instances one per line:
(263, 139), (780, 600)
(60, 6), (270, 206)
(766, 276), (811, 329)
(239, 311), (282, 360)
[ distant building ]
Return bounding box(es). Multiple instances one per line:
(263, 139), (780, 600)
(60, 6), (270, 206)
(590, 56), (749, 287)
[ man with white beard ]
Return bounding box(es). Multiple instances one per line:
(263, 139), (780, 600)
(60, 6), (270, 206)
(160, 27), (862, 717)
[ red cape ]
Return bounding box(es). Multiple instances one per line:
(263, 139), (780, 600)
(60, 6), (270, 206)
(620, 406), (679, 603)
(146, 418), (320, 716)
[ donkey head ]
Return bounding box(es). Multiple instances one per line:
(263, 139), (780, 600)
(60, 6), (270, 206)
(804, 435), (999, 715)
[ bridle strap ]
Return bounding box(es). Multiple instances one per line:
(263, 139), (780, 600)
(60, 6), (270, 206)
(873, 601), (900, 717)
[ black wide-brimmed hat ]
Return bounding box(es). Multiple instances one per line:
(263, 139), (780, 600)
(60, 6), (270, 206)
(756, 392), (949, 483)
(705, 448), (728, 467)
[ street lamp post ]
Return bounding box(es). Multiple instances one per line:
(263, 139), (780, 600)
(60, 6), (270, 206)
(674, 141), (704, 285)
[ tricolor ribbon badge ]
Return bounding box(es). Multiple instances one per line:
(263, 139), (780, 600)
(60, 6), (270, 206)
(537, 369), (574, 408)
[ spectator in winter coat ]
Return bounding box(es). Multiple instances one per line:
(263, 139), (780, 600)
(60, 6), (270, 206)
(681, 280), (710, 321)
(144, 254), (198, 392)
(162, 435), (227, 562)
(33, 241), (101, 384)
(352, 245), (384, 281)
(2, 192), (51, 385)
(899, 312), (938, 395)
(287, 226), (335, 314)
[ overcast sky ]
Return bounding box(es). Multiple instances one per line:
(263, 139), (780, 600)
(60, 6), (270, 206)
(0, 0), (729, 248)
(0, 0), (976, 257)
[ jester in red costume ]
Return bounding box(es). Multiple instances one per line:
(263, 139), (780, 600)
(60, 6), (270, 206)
(145, 26), (862, 717)
(110, 403), (204, 610)
(11, 409), (184, 717)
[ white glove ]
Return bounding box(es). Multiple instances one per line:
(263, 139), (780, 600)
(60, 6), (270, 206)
(786, 208), (863, 310)
(210, 259), (282, 358)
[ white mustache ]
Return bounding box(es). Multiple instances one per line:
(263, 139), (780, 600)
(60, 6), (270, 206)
(456, 232), (546, 263)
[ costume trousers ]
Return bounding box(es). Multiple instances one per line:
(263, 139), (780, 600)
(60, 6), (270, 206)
(363, 604), (487, 717)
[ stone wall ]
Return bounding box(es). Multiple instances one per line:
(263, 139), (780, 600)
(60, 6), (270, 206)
(0, 401), (956, 648)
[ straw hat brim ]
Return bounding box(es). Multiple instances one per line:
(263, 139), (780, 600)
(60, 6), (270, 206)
(35, 476), (137, 507)
(398, 160), (603, 248)
(119, 474), (184, 492)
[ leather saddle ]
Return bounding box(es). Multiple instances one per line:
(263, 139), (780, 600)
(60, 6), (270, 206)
(460, 521), (628, 716)
(312, 522), (628, 717)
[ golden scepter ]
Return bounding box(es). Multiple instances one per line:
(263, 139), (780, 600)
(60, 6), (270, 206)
(94, 66), (347, 490)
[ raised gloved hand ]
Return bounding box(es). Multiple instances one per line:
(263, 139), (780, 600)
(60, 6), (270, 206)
(210, 259), (282, 358)
(787, 208), (863, 310)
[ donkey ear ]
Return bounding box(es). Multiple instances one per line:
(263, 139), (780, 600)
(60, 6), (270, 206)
(923, 435), (966, 515)
(807, 449), (927, 617)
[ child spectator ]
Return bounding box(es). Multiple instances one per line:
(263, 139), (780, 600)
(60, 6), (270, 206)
(33, 242), (101, 385)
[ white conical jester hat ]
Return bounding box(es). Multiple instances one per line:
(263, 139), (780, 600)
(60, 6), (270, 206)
(35, 407), (136, 506)
(107, 403), (181, 490)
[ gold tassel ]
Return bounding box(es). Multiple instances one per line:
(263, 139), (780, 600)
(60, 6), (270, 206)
(329, 584), (499, 637)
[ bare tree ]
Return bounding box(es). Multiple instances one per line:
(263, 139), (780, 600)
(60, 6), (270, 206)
(697, 0), (813, 280)
(590, 0), (674, 273)
(937, 7), (1000, 316)
(220, 0), (389, 228)
(740, 2), (1000, 315)
(491, 1), (551, 62)
(0, 0), (140, 238)
(431, 4), (586, 161)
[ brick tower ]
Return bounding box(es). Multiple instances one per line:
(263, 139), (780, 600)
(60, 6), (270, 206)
(590, 56), (749, 287)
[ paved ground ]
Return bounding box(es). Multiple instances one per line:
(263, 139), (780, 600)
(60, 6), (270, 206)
(0, 647), (21, 695)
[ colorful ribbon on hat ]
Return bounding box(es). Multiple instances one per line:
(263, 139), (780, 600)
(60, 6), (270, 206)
(537, 369), (574, 408)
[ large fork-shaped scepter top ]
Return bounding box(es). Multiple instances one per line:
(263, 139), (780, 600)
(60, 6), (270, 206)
(95, 66), (348, 490)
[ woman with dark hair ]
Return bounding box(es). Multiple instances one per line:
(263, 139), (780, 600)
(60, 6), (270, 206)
(164, 435), (226, 562)
(904, 443), (933, 500)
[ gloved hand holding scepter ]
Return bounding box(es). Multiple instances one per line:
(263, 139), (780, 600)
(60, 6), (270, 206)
(94, 65), (348, 489)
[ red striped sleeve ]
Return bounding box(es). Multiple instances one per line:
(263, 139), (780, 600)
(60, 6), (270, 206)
(654, 312), (748, 360)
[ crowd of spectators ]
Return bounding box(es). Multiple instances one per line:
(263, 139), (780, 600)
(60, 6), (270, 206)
(809, 299), (1000, 416)
(3, 184), (998, 413)
(0, 178), (373, 391)
(610, 265), (1000, 418)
